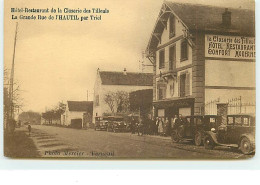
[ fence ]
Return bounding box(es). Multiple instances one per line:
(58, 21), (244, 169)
(204, 98), (220, 115)
(204, 96), (255, 115)
(227, 96), (255, 114)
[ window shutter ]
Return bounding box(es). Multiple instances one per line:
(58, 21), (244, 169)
(185, 73), (190, 96)
(178, 76), (180, 97)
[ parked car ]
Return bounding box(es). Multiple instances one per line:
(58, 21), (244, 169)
(107, 116), (127, 132)
(171, 115), (222, 146)
(94, 116), (108, 131)
(203, 114), (255, 154)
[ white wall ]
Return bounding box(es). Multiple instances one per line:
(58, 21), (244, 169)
(61, 102), (85, 126)
(205, 60), (255, 87)
(156, 15), (192, 76)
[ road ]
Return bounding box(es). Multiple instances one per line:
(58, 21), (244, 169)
(23, 125), (253, 159)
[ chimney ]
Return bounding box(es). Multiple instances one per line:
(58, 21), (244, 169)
(123, 68), (127, 75)
(222, 8), (231, 27)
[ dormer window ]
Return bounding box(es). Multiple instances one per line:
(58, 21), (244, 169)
(169, 14), (176, 38)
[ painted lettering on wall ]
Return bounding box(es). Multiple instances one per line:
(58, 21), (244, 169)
(205, 35), (255, 59)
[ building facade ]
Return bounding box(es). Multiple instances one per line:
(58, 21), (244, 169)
(61, 101), (93, 128)
(146, 2), (255, 119)
(93, 69), (153, 121)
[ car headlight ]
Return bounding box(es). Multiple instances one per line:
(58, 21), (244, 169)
(124, 123), (127, 125)
(211, 128), (216, 132)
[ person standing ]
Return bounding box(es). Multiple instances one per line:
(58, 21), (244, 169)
(164, 117), (170, 136)
(28, 124), (32, 136)
(130, 117), (136, 134)
(137, 117), (144, 136)
(155, 117), (159, 135)
(172, 115), (179, 129)
(158, 117), (164, 135)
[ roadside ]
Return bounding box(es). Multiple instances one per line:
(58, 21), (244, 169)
(4, 127), (40, 158)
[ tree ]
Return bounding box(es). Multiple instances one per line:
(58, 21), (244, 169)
(18, 111), (41, 125)
(41, 101), (66, 125)
(104, 92), (115, 113)
(4, 67), (23, 129)
(103, 91), (130, 114)
(114, 91), (129, 113)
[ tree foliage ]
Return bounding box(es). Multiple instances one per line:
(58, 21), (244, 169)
(41, 101), (66, 124)
(103, 91), (130, 114)
(18, 111), (41, 124)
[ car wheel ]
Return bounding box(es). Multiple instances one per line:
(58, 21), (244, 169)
(204, 135), (215, 150)
(240, 137), (252, 154)
(194, 131), (202, 146)
(171, 130), (180, 143)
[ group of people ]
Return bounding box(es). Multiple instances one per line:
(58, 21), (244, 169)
(129, 114), (183, 136)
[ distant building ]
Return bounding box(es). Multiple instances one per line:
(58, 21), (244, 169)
(146, 2), (255, 119)
(93, 69), (153, 121)
(61, 101), (93, 128)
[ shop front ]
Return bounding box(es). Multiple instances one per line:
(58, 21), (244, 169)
(153, 97), (195, 121)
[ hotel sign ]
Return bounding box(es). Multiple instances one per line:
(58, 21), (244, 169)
(205, 35), (255, 60)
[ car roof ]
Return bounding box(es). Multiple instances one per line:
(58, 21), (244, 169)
(227, 114), (255, 117)
(185, 115), (220, 118)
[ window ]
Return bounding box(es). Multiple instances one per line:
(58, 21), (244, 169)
(169, 14), (175, 38)
(243, 117), (249, 126)
(235, 117), (242, 125)
(169, 45), (176, 70)
(179, 72), (190, 97)
(228, 117), (234, 125)
(159, 49), (165, 69)
(181, 40), (188, 61)
(157, 85), (166, 100)
(170, 82), (174, 96)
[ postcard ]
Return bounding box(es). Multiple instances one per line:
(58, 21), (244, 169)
(3, 0), (255, 159)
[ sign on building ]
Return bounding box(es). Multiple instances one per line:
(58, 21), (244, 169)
(205, 35), (255, 60)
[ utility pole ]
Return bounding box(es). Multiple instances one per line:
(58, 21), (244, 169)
(8, 22), (18, 120)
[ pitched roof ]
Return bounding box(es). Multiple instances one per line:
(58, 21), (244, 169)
(147, 1), (255, 52)
(67, 101), (93, 112)
(166, 2), (255, 35)
(99, 71), (153, 86)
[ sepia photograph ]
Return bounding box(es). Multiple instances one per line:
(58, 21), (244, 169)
(3, 0), (255, 160)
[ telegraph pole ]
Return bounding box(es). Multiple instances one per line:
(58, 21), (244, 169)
(8, 22), (18, 120)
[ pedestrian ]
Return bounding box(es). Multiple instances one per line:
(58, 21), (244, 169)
(155, 117), (159, 135)
(172, 115), (179, 129)
(130, 116), (136, 134)
(28, 124), (32, 136)
(164, 117), (170, 136)
(147, 114), (153, 135)
(143, 116), (148, 135)
(158, 117), (164, 136)
(137, 117), (144, 136)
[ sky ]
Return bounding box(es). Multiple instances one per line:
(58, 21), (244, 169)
(4, 0), (255, 113)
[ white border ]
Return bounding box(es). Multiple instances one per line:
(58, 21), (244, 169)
(0, 0), (259, 170)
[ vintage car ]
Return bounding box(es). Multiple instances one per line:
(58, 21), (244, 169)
(171, 115), (222, 146)
(107, 116), (127, 132)
(203, 114), (255, 154)
(94, 116), (108, 131)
